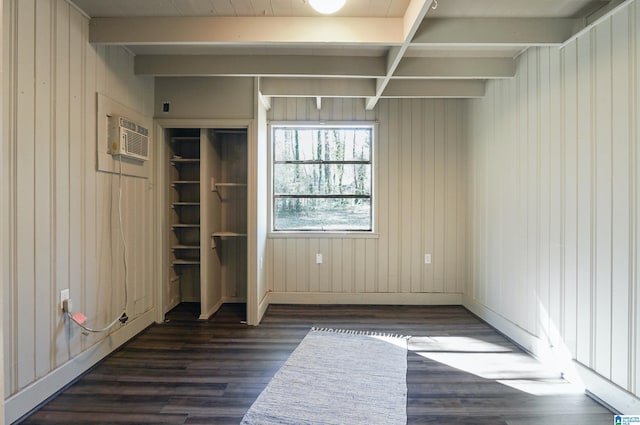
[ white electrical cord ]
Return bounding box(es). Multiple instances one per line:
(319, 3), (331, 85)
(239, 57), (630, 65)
(117, 156), (129, 311)
(65, 300), (127, 333)
(65, 156), (129, 333)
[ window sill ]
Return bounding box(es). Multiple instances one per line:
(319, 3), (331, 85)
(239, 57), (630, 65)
(268, 232), (379, 239)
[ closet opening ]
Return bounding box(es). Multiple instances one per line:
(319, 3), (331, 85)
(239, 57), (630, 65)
(164, 127), (248, 321)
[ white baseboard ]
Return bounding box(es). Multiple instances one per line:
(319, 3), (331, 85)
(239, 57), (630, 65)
(462, 295), (640, 415)
(267, 291), (462, 305)
(5, 308), (156, 424)
(462, 295), (542, 353)
(573, 359), (640, 414)
(257, 292), (270, 324)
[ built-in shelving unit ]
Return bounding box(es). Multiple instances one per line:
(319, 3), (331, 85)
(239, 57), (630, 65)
(208, 129), (248, 306)
(165, 127), (248, 319)
(167, 132), (201, 308)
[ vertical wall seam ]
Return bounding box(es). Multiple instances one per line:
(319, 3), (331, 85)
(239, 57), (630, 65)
(573, 42), (579, 358)
(66, 1), (72, 356)
(536, 48), (542, 338)
(9, 0), (19, 395)
(420, 100), (426, 292)
(559, 42), (566, 352)
(609, 15), (616, 381)
(590, 30), (598, 369)
(49, 0), (57, 372)
(629, 2), (640, 394)
(30, 0), (38, 384)
(80, 9), (87, 352)
(431, 100), (436, 292)
(628, 4), (638, 393)
(546, 48), (553, 345)
(455, 100), (460, 294)
(442, 100), (447, 294)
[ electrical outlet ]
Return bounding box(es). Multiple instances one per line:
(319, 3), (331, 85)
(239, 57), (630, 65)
(60, 289), (70, 309)
(424, 254), (432, 265)
(316, 253), (323, 264)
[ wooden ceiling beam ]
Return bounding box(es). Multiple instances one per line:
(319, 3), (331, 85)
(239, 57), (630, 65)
(382, 80), (485, 98)
(136, 54), (513, 80)
(365, 0), (435, 110)
(89, 16), (403, 45)
(394, 57), (515, 79)
(259, 77), (485, 98)
(135, 55), (386, 78)
(411, 18), (581, 46)
(260, 78), (375, 97)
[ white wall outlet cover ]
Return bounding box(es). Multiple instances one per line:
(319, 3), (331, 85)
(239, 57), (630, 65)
(60, 288), (70, 308)
(316, 253), (323, 264)
(424, 254), (432, 264)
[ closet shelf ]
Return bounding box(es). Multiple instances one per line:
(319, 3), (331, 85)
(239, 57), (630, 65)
(212, 232), (247, 237)
(171, 223), (201, 228)
(172, 259), (201, 266)
(172, 202), (200, 207)
(171, 180), (200, 185)
(214, 182), (246, 188)
(171, 158), (200, 164)
(171, 245), (200, 250)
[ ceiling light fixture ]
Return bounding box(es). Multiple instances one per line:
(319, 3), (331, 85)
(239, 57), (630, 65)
(309, 0), (345, 14)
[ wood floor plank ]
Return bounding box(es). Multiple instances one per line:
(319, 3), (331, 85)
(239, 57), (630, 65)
(18, 304), (613, 425)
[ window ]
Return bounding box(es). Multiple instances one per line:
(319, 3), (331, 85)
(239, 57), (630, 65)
(271, 124), (374, 232)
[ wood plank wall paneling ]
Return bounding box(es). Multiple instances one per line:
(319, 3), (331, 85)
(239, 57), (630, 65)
(266, 97), (467, 297)
(466, 0), (639, 402)
(3, 0), (154, 404)
(0, 0), (5, 416)
(635, 2), (640, 397)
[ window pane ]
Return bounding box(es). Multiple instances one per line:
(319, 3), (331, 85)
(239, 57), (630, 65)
(273, 128), (371, 162)
(274, 198), (371, 231)
(273, 163), (371, 196)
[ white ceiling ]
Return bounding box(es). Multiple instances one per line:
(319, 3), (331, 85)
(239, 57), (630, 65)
(69, 0), (623, 106)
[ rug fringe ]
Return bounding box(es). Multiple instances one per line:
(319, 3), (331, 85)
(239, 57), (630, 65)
(311, 327), (410, 339)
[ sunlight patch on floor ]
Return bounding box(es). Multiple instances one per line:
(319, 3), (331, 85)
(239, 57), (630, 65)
(496, 378), (585, 395)
(411, 335), (586, 397)
(409, 336), (513, 353)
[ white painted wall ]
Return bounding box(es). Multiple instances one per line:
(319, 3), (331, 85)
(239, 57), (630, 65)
(265, 98), (467, 304)
(466, 0), (640, 412)
(2, 1), (155, 422)
(155, 77), (255, 119)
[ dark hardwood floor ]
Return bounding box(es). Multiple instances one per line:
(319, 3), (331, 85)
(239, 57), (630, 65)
(19, 303), (613, 424)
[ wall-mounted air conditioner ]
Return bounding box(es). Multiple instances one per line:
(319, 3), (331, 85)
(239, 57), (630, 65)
(108, 115), (150, 161)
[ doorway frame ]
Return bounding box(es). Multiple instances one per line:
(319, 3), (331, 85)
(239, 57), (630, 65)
(153, 118), (257, 325)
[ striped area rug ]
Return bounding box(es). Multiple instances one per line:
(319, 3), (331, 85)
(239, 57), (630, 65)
(241, 328), (409, 425)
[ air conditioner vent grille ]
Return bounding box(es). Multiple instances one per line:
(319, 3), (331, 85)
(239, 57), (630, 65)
(123, 129), (148, 158)
(108, 115), (150, 161)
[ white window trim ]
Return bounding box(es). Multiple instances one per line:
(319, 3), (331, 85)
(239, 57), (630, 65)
(267, 121), (378, 237)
